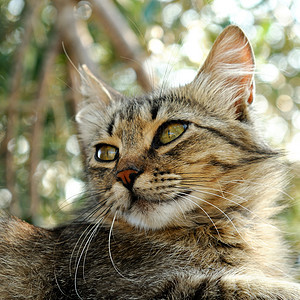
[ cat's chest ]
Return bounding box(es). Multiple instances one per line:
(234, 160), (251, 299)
(54, 225), (246, 299)
(89, 227), (234, 273)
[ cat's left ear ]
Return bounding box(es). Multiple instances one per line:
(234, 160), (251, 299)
(192, 25), (255, 121)
(79, 64), (122, 106)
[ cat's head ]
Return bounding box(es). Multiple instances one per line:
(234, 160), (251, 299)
(76, 26), (281, 230)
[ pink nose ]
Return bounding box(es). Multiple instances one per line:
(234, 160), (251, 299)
(116, 169), (139, 190)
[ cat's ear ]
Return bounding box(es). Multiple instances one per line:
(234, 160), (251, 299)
(76, 66), (123, 147)
(79, 64), (122, 106)
(192, 25), (255, 121)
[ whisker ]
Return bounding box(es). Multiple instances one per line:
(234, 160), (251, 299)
(165, 194), (187, 222)
(177, 173), (293, 202)
(221, 179), (294, 201)
(62, 42), (82, 78)
(70, 222), (95, 276)
(108, 211), (135, 282)
(74, 221), (101, 300)
(70, 203), (113, 286)
(81, 214), (109, 281)
(73, 204), (113, 298)
(183, 192), (253, 249)
(180, 183), (254, 213)
(176, 191), (221, 238)
(56, 189), (109, 218)
(179, 184), (280, 232)
(79, 198), (111, 222)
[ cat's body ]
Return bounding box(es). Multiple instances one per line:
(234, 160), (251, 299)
(1, 215), (299, 299)
(1, 25), (300, 299)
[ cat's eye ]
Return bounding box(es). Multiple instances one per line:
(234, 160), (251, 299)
(154, 121), (188, 148)
(95, 144), (119, 162)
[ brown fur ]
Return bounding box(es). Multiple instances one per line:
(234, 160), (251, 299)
(1, 25), (300, 299)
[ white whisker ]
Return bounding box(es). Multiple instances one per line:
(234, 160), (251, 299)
(108, 211), (135, 282)
(74, 222), (100, 300)
(179, 183), (279, 231)
(221, 179), (294, 201)
(165, 194), (187, 221)
(183, 192), (253, 249)
(177, 191), (221, 238)
(70, 203), (113, 299)
(70, 202), (109, 274)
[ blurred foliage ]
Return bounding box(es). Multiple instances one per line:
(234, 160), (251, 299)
(0, 0), (300, 267)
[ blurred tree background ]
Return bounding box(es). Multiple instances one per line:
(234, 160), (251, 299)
(0, 0), (300, 269)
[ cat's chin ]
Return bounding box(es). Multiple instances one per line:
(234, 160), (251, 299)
(123, 212), (171, 230)
(121, 200), (188, 230)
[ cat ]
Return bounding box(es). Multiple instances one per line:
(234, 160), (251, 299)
(1, 25), (300, 300)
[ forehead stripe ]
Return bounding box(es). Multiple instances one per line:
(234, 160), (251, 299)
(150, 96), (166, 120)
(195, 124), (277, 156)
(107, 117), (115, 136)
(151, 104), (159, 120)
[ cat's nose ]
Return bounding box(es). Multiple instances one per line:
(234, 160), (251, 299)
(116, 168), (141, 190)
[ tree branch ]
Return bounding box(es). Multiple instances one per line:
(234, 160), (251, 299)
(90, 0), (153, 92)
(52, 0), (100, 76)
(29, 30), (61, 219)
(4, 0), (43, 215)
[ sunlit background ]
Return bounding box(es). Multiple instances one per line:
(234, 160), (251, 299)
(0, 0), (300, 265)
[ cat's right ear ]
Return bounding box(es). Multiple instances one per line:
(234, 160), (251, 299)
(79, 64), (122, 106)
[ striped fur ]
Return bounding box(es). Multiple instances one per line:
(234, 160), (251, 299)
(1, 25), (300, 299)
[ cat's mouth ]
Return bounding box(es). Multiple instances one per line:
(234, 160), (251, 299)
(129, 195), (149, 211)
(128, 194), (156, 211)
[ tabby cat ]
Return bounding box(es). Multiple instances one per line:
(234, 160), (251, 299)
(1, 25), (300, 299)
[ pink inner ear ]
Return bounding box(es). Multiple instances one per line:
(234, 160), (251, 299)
(247, 82), (254, 105)
(199, 26), (255, 77)
(192, 26), (255, 120)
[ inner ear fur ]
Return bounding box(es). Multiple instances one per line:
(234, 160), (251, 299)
(193, 25), (255, 121)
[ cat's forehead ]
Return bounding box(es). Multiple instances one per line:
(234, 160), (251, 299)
(77, 82), (225, 151)
(92, 91), (188, 146)
(112, 88), (197, 124)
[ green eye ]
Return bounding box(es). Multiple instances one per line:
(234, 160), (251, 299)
(95, 144), (119, 162)
(157, 122), (188, 146)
